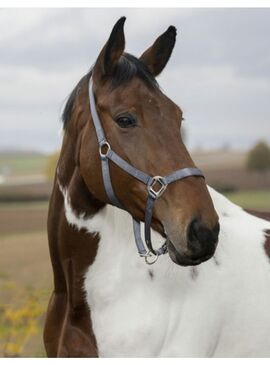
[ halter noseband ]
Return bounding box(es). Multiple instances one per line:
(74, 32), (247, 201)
(89, 77), (204, 265)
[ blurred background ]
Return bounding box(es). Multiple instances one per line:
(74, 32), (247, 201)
(0, 8), (270, 357)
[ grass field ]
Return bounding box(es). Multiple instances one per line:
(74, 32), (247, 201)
(0, 152), (47, 178)
(0, 202), (51, 357)
(225, 190), (270, 211)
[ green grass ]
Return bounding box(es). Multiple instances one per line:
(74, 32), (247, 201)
(225, 190), (270, 211)
(0, 201), (48, 211)
(0, 230), (51, 357)
(0, 153), (47, 177)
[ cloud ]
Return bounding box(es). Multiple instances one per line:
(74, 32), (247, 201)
(159, 63), (270, 149)
(0, 9), (190, 71)
(0, 8), (269, 152)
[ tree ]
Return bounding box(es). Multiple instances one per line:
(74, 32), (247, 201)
(246, 140), (270, 171)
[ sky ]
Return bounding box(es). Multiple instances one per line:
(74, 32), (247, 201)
(0, 8), (270, 153)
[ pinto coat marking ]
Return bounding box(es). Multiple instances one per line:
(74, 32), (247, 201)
(60, 183), (270, 357)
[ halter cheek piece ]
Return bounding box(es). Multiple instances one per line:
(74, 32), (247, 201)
(89, 77), (204, 265)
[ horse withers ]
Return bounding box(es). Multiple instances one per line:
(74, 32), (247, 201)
(44, 17), (270, 357)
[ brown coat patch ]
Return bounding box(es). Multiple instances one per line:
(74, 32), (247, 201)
(44, 111), (104, 357)
(247, 209), (270, 259)
(44, 173), (102, 357)
(264, 230), (270, 259)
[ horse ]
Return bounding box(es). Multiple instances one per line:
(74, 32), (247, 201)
(43, 17), (270, 357)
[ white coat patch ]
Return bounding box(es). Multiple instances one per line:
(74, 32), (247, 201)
(59, 179), (270, 357)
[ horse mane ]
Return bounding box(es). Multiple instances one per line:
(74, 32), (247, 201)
(62, 53), (159, 130)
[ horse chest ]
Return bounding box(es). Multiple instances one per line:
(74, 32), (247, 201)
(83, 207), (270, 357)
(62, 187), (270, 357)
(83, 215), (223, 357)
(84, 242), (177, 357)
(84, 247), (227, 357)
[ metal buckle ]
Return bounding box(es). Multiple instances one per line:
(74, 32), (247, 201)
(99, 141), (111, 159)
(148, 176), (167, 199)
(142, 251), (159, 265)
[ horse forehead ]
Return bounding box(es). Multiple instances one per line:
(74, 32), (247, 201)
(98, 79), (160, 106)
(96, 81), (179, 126)
(122, 82), (180, 116)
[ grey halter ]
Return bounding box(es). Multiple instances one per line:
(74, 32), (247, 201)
(89, 77), (204, 264)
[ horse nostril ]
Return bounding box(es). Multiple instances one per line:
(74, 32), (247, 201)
(187, 219), (201, 246)
(187, 219), (219, 256)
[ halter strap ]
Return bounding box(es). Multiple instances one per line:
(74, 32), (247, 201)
(89, 77), (204, 264)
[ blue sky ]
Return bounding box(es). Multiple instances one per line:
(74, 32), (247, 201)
(0, 8), (269, 153)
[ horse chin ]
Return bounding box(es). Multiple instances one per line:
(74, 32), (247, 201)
(166, 239), (214, 267)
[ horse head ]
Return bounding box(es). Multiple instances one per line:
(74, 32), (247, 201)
(76, 17), (219, 266)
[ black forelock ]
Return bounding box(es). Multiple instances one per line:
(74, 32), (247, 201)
(62, 53), (159, 129)
(110, 52), (159, 90)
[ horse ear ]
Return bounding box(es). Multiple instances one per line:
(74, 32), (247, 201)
(93, 17), (126, 80)
(140, 26), (177, 77)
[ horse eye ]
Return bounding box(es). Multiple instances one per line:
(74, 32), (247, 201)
(115, 115), (137, 128)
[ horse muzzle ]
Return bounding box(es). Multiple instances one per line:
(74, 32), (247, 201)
(167, 220), (220, 266)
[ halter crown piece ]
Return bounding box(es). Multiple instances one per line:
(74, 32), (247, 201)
(89, 77), (204, 265)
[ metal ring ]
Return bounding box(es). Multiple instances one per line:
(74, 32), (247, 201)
(99, 141), (111, 159)
(144, 252), (159, 265)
